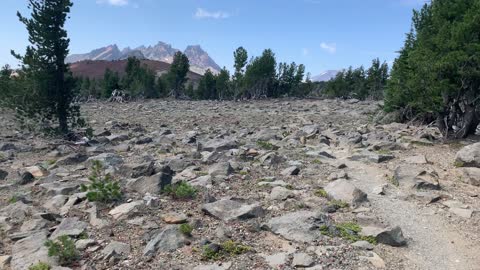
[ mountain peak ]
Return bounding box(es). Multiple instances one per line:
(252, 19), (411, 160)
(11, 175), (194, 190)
(66, 42), (221, 74)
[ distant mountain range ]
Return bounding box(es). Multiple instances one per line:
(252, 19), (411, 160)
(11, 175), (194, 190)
(312, 70), (340, 82)
(66, 42), (221, 75)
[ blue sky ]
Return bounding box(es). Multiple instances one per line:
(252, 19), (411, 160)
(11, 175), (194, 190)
(0, 0), (427, 75)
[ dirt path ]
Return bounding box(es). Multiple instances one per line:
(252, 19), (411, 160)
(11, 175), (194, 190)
(332, 147), (480, 270)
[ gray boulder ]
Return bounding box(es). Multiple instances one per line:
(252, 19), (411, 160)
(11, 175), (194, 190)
(455, 142), (480, 167)
(460, 167), (480, 186)
(50, 217), (87, 240)
(0, 169), (8, 180)
(393, 165), (440, 190)
(360, 226), (407, 247)
(120, 161), (155, 178)
(56, 153), (88, 166)
(262, 211), (329, 242)
(102, 241), (131, 258)
(208, 162), (233, 177)
(143, 225), (186, 256)
(127, 167), (173, 194)
(11, 232), (57, 270)
(87, 153), (123, 168)
(202, 198), (264, 221)
(324, 179), (368, 207)
(202, 138), (238, 152)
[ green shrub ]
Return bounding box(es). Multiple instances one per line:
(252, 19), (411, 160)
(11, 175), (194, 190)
(179, 223), (193, 236)
(28, 262), (51, 270)
(163, 181), (197, 200)
(201, 240), (251, 261)
(328, 200), (349, 209)
(314, 188), (328, 198)
(320, 222), (377, 244)
(256, 141), (278, 150)
(81, 160), (122, 203)
(45, 235), (79, 266)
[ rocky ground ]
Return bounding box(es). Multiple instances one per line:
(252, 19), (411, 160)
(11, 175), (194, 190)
(0, 99), (479, 270)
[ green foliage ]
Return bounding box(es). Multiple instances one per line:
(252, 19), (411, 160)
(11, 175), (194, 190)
(179, 223), (193, 236)
(7, 0), (83, 134)
(102, 68), (120, 98)
(243, 49), (277, 98)
(28, 262), (51, 270)
(121, 57), (157, 98)
(167, 51), (190, 98)
(385, 0), (480, 138)
(256, 141), (278, 150)
(314, 188), (328, 198)
(45, 235), (79, 266)
(80, 160), (122, 203)
(201, 241), (251, 261)
(162, 181), (197, 200)
(323, 59), (388, 100)
(320, 222), (377, 244)
(328, 200), (349, 209)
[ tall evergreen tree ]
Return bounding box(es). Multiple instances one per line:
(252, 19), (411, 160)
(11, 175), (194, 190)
(167, 52), (190, 98)
(12, 0), (82, 134)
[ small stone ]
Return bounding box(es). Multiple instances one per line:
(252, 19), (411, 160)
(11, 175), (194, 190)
(352, 240), (374, 250)
(162, 212), (188, 224)
(25, 165), (48, 178)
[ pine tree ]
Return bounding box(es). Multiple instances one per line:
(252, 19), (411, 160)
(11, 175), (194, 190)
(12, 0), (82, 134)
(167, 52), (190, 98)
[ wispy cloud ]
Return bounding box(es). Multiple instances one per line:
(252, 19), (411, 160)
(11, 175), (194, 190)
(194, 8), (230, 19)
(302, 48), (309, 56)
(320, 42), (337, 54)
(96, 0), (129, 7)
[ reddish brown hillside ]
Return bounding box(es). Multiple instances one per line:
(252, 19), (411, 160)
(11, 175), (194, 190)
(69, 59), (202, 83)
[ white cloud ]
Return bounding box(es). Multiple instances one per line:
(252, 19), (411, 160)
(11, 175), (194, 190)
(320, 42), (337, 54)
(96, 0), (129, 6)
(302, 48), (309, 56)
(194, 8), (230, 19)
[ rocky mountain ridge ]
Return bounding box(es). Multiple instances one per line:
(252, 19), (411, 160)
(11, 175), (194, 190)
(67, 42), (221, 75)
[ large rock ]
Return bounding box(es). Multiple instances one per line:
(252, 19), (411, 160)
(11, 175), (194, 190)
(56, 153), (88, 166)
(393, 165), (440, 190)
(101, 241), (131, 258)
(324, 179), (368, 207)
(143, 225), (186, 256)
(202, 198), (264, 221)
(119, 161), (155, 178)
(349, 150), (394, 163)
(208, 162), (233, 177)
(50, 217), (88, 240)
(11, 232), (57, 270)
(202, 138), (238, 152)
(0, 169), (8, 180)
(109, 201), (144, 220)
(262, 211), (329, 242)
(360, 226), (407, 247)
(455, 142), (480, 167)
(460, 167), (480, 186)
(87, 153), (124, 168)
(126, 167), (173, 194)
